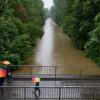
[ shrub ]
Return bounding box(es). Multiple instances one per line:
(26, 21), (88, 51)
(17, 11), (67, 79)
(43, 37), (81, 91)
(85, 13), (100, 66)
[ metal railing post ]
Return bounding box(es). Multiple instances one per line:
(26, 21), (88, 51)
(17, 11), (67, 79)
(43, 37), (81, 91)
(59, 87), (61, 100)
(24, 87), (26, 100)
(55, 66), (56, 78)
(80, 67), (81, 77)
(93, 88), (96, 100)
(55, 66), (56, 85)
(30, 66), (32, 76)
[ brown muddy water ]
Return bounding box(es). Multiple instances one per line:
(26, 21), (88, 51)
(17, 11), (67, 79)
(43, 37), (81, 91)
(15, 18), (100, 76)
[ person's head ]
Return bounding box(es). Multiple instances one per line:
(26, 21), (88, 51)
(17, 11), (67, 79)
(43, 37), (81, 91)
(36, 82), (39, 86)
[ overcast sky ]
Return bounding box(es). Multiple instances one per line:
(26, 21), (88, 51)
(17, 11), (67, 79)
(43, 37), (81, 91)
(42, 0), (54, 9)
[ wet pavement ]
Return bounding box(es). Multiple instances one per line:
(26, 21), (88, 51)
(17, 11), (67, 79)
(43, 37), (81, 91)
(3, 79), (100, 86)
(0, 79), (100, 100)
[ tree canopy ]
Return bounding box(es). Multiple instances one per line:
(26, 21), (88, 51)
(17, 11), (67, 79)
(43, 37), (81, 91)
(50, 0), (100, 65)
(0, 0), (45, 66)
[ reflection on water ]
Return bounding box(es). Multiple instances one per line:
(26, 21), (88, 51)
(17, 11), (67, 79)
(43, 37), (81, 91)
(35, 18), (54, 66)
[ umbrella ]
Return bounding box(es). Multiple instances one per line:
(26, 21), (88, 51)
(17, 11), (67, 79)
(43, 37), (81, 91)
(32, 76), (35, 81)
(34, 77), (40, 82)
(0, 68), (7, 78)
(32, 77), (41, 83)
(2, 61), (10, 65)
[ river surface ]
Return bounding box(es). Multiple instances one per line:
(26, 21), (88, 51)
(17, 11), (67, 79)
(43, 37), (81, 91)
(30, 18), (97, 67)
(15, 18), (99, 75)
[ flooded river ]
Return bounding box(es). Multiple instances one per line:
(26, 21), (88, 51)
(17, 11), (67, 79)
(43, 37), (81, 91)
(30, 18), (97, 67)
(16, 18), (99, 76)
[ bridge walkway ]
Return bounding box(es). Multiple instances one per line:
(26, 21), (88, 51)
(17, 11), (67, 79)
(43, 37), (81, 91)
(0, 76), (100, 100)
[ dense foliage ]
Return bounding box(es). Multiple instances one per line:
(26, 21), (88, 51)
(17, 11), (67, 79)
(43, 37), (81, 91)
(0, 0), (45, 65)
(50, 0), (100, 65)
(85, 13), (100, 65)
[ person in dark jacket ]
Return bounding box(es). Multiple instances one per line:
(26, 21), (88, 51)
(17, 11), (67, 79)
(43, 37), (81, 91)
(0, 77), (5, 94)
(6, 67), (12, 84)
(33, 82), (40, 97)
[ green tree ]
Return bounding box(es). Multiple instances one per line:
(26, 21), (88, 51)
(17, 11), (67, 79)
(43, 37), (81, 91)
(0, 0), (45, 65)
(85, 12), (100, 65)
(50, 0), (100, 65)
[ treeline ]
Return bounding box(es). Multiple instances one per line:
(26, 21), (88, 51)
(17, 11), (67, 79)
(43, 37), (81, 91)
(0, 0), (45, 65)
(50, 0), (100, 65)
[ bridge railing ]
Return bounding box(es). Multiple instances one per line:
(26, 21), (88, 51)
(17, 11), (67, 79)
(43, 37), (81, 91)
(0, 65), (100, 78)
(0, 86), (100, 100)
(10, 65), (100, 77)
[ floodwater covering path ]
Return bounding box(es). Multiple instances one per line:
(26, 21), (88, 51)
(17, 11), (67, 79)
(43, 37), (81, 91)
(27, 18), (99, 75)
(30, 18), (96, 67)
(15, 18), (100, 75)
(31, 18), (97, 66)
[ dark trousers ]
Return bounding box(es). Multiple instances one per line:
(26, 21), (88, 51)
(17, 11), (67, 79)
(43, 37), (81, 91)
(34, 87), (40, 97)
(0, 87), (4, 93)
(6, 75), (12, 84)
(0, 78), (4, 94)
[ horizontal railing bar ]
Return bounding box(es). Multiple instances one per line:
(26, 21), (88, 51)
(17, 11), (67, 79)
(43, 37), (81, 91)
(0, 65), (58, 67)
(0, 65), (99, 67)
(1, 86), (100, 88)
(12, 76), (100, 80)
(12, 74), (100, 77)
(12, 74), (100, 78)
